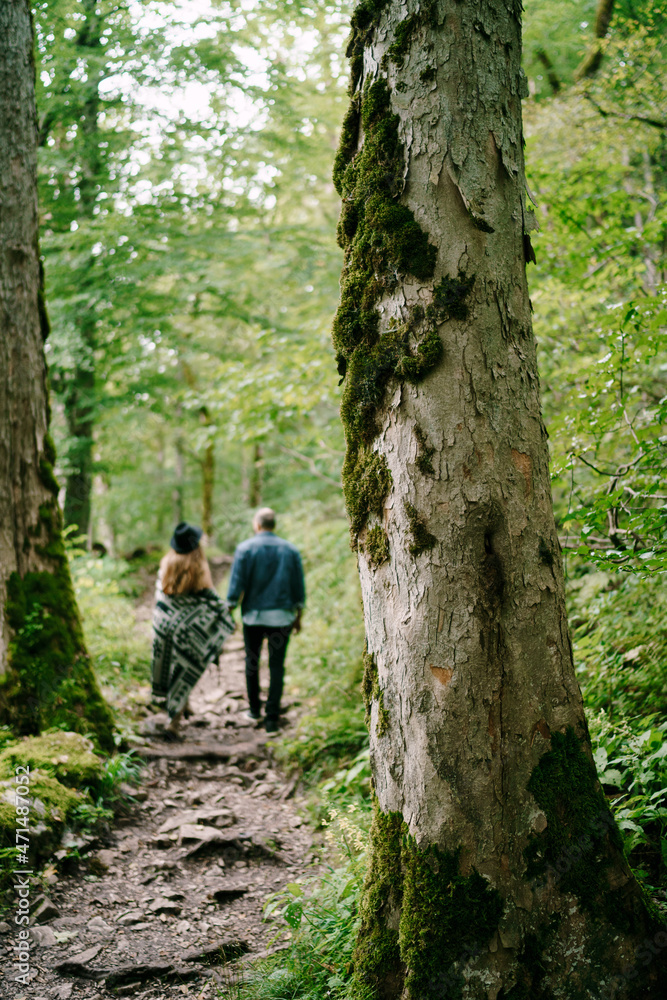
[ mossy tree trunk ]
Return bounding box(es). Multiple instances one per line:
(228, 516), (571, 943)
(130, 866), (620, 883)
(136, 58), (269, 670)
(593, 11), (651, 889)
(334, 0), (667, 996)
(0, 0), (114, 752)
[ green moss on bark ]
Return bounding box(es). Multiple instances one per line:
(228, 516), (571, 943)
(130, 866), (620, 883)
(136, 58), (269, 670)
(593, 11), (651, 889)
(0, 731), (102, 786)
(346, 0), (391, 94)
(38, 433), (60, 495)
(426, 271), (476, 323)
(366, 525), (390, 566)
(525, 727), (626, 921)
(343, 447), (393, 544)
(333, 96), (361, 195)
(333, 76), (442, 543)
(362, 649), (379, 726)
(355, 801), (405, 991)
(404, 501), (437, 556)
(414, 424), (435, 476)
(401, 840), (503, 998)
(386, 13), (421, 67)
(355, 800), (504, 1000)
(2, 501), (114, 752)
(376, 690), (390, 737)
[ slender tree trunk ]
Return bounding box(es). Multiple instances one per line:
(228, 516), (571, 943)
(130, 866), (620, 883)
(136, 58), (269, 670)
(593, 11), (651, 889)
(0, 0), (113, 750)
(156, 430), (166, 538)
(200, 407), (215, 538)
(248, 442), (263, 508)
(575, 0), (616, 79)
(202, 443), (215, 537)
(62, 352), (94, 535)
(173, 422), (185, 524)
(333, 1), (667, 996)
(60, 0), (103, 536)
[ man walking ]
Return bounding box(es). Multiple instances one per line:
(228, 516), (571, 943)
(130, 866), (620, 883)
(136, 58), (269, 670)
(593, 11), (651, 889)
(227, 508), (305, 734)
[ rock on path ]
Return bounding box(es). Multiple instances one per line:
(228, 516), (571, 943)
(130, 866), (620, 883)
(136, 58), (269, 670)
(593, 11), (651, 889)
(0, 637), (314, 998)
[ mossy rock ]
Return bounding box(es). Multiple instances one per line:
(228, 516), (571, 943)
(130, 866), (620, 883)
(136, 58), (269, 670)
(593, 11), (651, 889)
(0, 732), (99, 859)
(0, 731), (102, 788)
(0, 766), (83, 857)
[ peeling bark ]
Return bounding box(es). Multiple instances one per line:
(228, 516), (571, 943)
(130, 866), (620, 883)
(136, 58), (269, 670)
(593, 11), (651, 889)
(334, 1), (667, 996)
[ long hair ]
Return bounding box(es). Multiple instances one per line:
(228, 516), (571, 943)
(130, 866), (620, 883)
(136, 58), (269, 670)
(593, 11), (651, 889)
(160, 545), (213, 596)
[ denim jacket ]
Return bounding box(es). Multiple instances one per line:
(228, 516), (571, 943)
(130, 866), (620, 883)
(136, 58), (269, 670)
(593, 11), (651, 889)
(226, 532), (305, 615)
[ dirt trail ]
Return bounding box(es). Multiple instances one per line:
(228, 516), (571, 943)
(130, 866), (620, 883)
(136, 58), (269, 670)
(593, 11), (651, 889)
(0, 636), (314, 998)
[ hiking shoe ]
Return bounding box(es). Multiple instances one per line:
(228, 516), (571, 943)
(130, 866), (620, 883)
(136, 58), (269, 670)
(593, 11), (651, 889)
(244, 709), (261, 722)
(265, 718), (279, 735)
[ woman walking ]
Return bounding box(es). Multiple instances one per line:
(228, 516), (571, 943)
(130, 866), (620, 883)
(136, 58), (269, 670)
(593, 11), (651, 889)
(151, 522), (234, 738)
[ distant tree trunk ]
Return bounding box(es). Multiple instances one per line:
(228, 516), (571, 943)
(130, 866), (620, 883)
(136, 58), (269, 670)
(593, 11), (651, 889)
(62, 353), (94, 536)
(200, 407), (215, 538)
(59, 0), (103, 536)
(248, 442), (263, 508)
(333, 0), (667, 996)
(156, 430), (166, 538)
(173, 424), (185, 524)
(535, 48), (561, 94)
(202, 443), (215, 537)
(575, 0), (616, 79)
(0, 0), (113, 750)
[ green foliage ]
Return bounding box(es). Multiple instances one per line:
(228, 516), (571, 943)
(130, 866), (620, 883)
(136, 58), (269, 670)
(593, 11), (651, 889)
(590, 712), (667, 911)
(320, 749), (372, 809)
(571, 572), (667, 719)
(38, 0), (351, 548)
(525, 1), (667, 576)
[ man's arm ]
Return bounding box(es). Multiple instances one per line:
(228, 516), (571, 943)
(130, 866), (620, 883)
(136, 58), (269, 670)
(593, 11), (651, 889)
(226, 548), (247, 608)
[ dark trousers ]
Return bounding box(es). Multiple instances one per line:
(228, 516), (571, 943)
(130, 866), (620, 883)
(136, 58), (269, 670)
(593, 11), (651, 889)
(242, 623), (292, 721)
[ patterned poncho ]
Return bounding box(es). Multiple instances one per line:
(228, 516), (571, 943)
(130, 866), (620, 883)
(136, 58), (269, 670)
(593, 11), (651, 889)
(151, 581), (235, 717)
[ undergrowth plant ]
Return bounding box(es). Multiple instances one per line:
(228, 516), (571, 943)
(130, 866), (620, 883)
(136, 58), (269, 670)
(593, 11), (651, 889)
(273, 507), (369, 803)
(237, 808), (371, 1000)
(589, 711), (667, 911)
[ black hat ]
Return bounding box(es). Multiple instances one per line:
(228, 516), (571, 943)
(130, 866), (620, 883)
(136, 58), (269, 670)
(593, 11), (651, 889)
(170, 522), (203, 554)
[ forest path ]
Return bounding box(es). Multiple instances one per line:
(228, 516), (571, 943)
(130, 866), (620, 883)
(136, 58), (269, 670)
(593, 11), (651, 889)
(2, 636), (313, 999)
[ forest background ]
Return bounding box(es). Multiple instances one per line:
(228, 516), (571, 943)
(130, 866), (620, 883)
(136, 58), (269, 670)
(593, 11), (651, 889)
(4, 0), (667, 992)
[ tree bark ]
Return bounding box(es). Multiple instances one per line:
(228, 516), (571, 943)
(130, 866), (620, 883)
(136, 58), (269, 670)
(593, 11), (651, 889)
(0, 0), (113, 751)
(333, 0), (667, 996)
